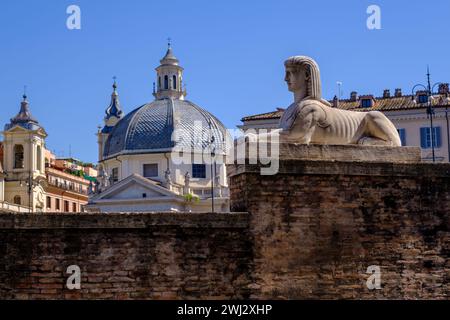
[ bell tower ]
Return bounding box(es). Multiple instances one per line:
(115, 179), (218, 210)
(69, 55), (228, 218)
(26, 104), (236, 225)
(2, 93), (47, 212)
(98, 78), (124, 162)
(154, 40), (186, 100)
(103, 78), (124, 128)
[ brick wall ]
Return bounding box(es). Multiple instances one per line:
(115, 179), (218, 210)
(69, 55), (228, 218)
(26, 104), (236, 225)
(0, 213), (252, 300)
(228, 159), (450, 299)
(0, 150), (449, 300)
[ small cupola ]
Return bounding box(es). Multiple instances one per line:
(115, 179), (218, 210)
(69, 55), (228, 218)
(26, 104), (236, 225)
(154, 41), (186, 100)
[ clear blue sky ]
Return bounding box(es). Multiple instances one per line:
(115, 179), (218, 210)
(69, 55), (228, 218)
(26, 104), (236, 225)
(0, 0), (449, 163)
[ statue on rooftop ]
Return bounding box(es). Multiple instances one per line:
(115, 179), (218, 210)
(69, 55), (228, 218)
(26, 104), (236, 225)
(278, 56), (401, 146)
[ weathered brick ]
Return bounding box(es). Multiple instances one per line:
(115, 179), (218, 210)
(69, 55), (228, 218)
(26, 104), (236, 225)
(229, 157), (450, 299)
(0, 155), (448, 300)
(0, 213), (252, 300)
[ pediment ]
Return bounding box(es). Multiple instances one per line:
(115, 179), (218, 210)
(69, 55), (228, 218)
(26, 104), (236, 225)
(102, 181), (165, 200)
(3, 125), (47, 137)
(93, 174), (178, 201)
(4, 125), (29, 133)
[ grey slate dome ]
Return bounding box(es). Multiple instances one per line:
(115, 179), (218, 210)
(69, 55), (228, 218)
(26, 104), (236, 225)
(103, 98), (228, 159)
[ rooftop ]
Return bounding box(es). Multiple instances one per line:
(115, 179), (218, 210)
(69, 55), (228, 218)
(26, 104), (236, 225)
(241, 88), (450, 122)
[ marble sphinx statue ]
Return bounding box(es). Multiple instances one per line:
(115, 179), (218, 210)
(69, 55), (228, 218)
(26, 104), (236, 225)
(277, 56), (401, 146)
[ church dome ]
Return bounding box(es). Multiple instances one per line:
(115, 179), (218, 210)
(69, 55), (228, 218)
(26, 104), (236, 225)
(103, 98), (228, 159)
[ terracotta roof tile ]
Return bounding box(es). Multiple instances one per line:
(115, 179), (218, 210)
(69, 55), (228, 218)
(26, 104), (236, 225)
(241, 110), (284, 121)
(242, 94), (450, 121)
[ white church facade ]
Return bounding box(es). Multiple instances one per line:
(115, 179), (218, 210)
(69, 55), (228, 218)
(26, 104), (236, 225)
(88, 46), (230, 213)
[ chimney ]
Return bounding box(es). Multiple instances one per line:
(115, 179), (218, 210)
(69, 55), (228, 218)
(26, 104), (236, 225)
(332, 95), (339, 108)
(438, 83), (449, 94)
(350, 91), (358, 101)
(383, 89), (391, 98)
(395, 88), (402, 97)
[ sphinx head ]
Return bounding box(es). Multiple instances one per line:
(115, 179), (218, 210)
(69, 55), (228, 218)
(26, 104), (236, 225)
(284, 56), (323, 102)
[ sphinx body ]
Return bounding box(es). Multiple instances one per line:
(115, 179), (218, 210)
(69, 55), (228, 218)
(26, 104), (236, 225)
(277, 56), (401, 147)
(279, 99), (402, 146)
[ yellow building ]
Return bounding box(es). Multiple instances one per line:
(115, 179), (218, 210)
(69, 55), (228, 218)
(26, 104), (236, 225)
(1, 95), (97, 213)
(44, 151), (95, 213)
(1, 94), (47, 212)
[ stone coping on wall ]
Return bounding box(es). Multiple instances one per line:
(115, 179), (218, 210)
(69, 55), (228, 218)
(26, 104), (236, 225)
(236, 142), (421, 163)
(0, 212), (249, 230)
(229, 160), (450, 177)
(229, 142), (450, 178)
(278, 143), (422, 163)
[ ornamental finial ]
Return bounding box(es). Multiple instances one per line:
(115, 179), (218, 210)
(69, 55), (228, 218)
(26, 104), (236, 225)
(113, 76), (117, 91)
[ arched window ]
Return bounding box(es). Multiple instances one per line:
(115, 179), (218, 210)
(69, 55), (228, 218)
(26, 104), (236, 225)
(173, 75), (177, 90)
(164, 75), (169, 90)
(14, 196), (21, 205)
(36, 145), (42, 172)
(14, 145), (24, 169)
(158, 77), (161, 90)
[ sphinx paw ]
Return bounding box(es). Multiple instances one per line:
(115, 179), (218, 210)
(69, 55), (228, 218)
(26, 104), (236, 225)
(358, 137), (390, 146)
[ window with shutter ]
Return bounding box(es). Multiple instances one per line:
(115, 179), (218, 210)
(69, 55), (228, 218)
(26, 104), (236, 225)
(397, 129), (406, 146)
(420, 127), (442, 149)
(420, 127), (428, 148)
(435, 127), (442, 148)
